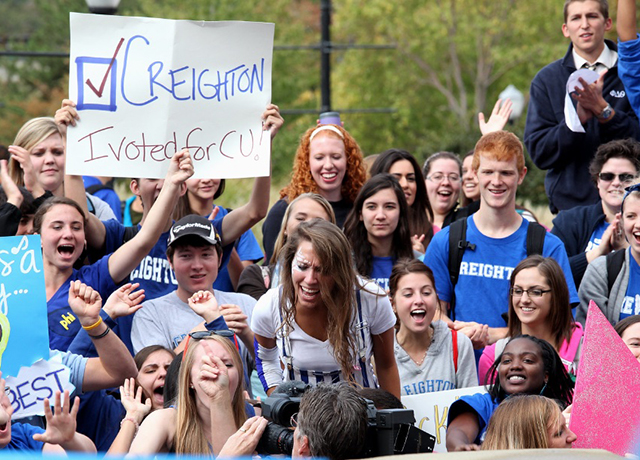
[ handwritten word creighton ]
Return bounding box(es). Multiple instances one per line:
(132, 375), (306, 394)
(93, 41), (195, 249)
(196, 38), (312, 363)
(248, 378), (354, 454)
(67, 14), (274, 180)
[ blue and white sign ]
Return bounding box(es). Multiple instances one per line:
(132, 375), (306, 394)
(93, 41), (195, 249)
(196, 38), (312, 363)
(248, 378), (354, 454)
(0, 235), (49, 378)
(67, 13), (275, 179)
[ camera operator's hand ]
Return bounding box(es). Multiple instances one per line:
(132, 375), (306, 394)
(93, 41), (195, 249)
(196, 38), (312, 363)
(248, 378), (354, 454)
(218, 416), (268, 458)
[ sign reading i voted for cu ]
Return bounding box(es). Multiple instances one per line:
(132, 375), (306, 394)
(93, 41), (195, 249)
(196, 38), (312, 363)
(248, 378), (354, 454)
(0, 235), (49, 378)
(67, 13), (275, 180)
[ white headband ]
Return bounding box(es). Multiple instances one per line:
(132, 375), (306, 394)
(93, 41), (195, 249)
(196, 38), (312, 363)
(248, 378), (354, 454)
(309, 125), (344, 141)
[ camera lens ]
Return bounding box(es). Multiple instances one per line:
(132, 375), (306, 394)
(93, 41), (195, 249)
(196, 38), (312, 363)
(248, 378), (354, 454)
(256, 422), (294, 455)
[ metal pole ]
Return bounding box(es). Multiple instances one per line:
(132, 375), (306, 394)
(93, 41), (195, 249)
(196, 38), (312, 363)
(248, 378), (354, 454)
(320, 0), (331, 112)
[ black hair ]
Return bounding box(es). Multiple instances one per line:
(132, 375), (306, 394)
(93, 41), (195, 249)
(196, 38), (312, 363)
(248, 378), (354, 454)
(486, 335), (574, 408)
(343, 174), (413, 278)
(163, 352), (183, 409)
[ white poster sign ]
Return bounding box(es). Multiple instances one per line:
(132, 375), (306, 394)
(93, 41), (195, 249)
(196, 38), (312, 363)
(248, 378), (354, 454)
(402, 386), (487, 453)
(67, 13), (274, 179)
(6, 352), (75, 419)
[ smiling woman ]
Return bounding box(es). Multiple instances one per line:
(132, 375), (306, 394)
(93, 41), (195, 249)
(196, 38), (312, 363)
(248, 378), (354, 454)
(261, 124), (366, 262)
(445, 335), (574, 452)
(551, 139), (640, 288)
(478, 256), (583, 385)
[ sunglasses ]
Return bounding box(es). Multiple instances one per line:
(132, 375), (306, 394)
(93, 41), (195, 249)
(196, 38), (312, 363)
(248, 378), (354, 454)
(182, 330), (239, 361)
(598, 172), (637, 183)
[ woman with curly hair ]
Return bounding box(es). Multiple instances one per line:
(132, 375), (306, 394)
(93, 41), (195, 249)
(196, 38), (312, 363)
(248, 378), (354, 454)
(252, 219), (400, 398)
(261, 124), (366, 261)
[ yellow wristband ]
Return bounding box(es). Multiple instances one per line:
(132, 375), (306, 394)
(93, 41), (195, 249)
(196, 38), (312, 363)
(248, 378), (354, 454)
(82, 317), (103, 331)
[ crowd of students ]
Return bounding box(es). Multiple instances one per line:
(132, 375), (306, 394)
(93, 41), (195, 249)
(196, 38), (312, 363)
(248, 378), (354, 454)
(1, 0), (640, 455)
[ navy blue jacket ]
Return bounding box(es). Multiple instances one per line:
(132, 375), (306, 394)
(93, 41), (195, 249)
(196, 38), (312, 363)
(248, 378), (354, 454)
(551, 201), (605, 288)
(525, 40), (640, 213)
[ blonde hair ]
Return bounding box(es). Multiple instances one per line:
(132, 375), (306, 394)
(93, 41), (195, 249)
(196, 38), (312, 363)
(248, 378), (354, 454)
(175, 335), (246, 455)
(481, 395), (562, 450)
(10, 117), (62, 187)
(270, 193), (336, 265)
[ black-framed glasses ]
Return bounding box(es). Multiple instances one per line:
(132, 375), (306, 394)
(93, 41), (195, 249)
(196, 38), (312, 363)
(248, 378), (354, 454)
(598, 172), (637, 183)
(182, 330), (239, 360)
(510, 287), (551, 298)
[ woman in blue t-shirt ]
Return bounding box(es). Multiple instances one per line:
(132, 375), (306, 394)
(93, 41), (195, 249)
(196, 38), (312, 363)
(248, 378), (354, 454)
(446, 335), (574, 451)
(344, 174), (414, 292)
(34, 150), (193, 351)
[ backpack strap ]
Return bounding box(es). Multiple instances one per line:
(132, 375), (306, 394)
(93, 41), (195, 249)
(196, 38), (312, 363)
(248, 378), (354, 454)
(525, 222), (546, 256)
(451, 328), (458, 373)
(606, 249), (626, 295)
(448, 218), (475, 321)
(86, 183), (110, 195)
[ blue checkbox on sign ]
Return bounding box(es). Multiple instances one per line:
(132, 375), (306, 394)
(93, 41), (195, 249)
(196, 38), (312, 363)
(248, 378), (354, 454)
(75, 56), (118, 112)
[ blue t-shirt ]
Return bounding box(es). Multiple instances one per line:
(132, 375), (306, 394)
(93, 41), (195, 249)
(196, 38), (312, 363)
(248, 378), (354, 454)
(585, 220), (608, 253)
(448, 392), (499, 445)
(423, 216), (579, 327)
(5, 423), (45, 451)
(620, 255), (640, 320)
(212, 207), (263, 292)
(48, 255), (117, 352)
(370, 256), (394, 291)
(102, 219), (229, 301)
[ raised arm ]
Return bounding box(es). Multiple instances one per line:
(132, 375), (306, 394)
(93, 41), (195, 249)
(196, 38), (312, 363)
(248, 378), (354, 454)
(618, 0), (637, 42)
(107, 149), (193, 283)
(36, 391), (97, 454)
(56, 100), (108, 249)
(220, 104), (283, 244)
(68, 280), (138, 392)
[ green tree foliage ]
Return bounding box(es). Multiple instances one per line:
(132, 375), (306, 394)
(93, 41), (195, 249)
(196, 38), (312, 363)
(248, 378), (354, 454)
(0, 0), (620, 206)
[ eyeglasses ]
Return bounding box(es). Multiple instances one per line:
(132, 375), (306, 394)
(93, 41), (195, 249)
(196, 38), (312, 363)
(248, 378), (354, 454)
(427, 173), (461, 183)
(510, 287), (551, 298)
(182, 330), (239, 360)
(598, 172), (637, 183)
(290, 412), (299, 428)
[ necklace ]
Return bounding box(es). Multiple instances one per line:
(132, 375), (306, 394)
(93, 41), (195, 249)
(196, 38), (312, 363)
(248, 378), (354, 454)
(413, 350), (429, 366)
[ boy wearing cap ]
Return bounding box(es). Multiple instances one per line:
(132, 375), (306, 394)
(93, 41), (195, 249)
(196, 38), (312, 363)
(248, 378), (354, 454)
(130, 215), (256, 358)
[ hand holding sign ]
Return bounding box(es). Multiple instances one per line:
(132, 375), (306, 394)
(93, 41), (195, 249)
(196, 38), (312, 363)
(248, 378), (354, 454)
(103, 283), (145, 319)
(68, 280), (102, 327)
(261, 104), (284, 141)
(54, 100), (80, 144)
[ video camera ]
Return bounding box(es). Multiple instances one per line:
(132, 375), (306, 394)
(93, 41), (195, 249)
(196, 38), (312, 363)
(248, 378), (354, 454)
(257, 381), (436, 456)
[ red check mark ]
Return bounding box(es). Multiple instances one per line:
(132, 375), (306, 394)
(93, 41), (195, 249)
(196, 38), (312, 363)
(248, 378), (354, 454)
(86, 37), (125, 98)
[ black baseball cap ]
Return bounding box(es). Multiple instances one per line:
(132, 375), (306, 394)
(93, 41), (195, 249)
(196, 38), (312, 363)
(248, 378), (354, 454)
(168, 215), (221, 247)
